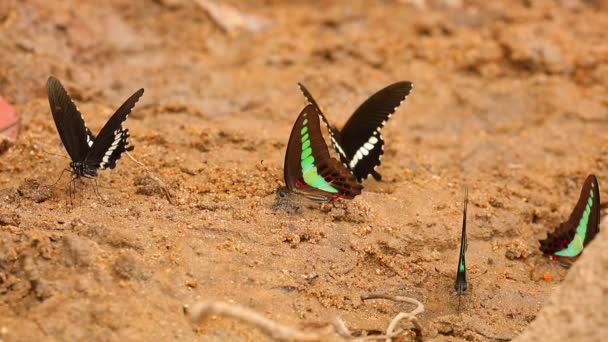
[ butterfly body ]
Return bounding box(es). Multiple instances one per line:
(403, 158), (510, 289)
(454, 187), (468, 295)
(298, 81), (412, 182)
(46, 76), (143, 183)
(70, 161), (98, 178)
(278, 104), (362, 203)
(539, 175), (601, 262)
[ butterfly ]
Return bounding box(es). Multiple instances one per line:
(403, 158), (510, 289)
(46, 76), (143, 183)
(539, 174), (601, 263)
(276, 104), (363, 203)
(455, 186), (468, 296)
(297, 81), (413, 182)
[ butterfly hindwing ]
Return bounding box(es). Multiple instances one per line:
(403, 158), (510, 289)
(85, 88), (144, 170)
(455, 187), (468, 294)
(539, 175), (601, 258)
(47, 76), (94, 161)
(284, 104), (362, 201)
(340, 81), (413, 181)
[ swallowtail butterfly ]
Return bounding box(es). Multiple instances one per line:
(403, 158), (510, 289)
(46, 76), (143, 181)
(298, 81), (412, 182)
(455, 187), (468, 295)
(277, 104), (363, 203)
(539, 175), (601, 263)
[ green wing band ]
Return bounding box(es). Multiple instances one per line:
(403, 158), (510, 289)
(299, 113), (338, 193)
(554, 189), (594, 257)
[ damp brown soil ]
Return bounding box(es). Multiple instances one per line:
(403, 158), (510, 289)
(1, 0), (608, 341)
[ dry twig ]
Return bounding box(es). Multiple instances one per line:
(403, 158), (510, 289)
(361, 294), (425, 341)
(126, 152), (173, 203)
(185, 298), (424, 342)
(185, 301), (332, 341)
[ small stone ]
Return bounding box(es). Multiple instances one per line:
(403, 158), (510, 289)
(505, 246), (523, 260)
(0, 212), (19, 226)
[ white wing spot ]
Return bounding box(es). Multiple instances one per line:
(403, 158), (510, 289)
(100, 129), (123, 168)
(349, 135), (381, 169)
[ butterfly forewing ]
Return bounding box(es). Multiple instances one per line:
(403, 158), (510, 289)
(47, 76), (95, 161)
(85, 88), (144, 170)
(284, 105), (362, 201)
(297, 83), (346, 160)
(340, 81), (413, 181)
(539, 175), (600, 257)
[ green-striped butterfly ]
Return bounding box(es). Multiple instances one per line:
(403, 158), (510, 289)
(455, 187), (468, 295)
(539, 174), (601, 263)
(298, 82), (413, 182)
(277, 104), (363, 203)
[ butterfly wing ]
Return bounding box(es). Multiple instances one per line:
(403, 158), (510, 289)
(297, 83), (347, 160)
(284, 104), (362, 201)
(46, 76), (95, 161)
(84, 88), (144, 170)
(539, 175), (601, 257)
(454, 187), (468, 294)
(340, 81), (413, 181)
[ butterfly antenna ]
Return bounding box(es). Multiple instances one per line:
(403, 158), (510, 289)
(125, 151), (173, 203)
(38, 144), (69, 160)
(259, 160), (282, 187)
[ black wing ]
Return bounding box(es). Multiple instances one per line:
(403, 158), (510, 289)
(297, 83), (347, 160)
(340, 81), (413, 181)
(47, 76), (95, 161)
(85, 88), (144, 170)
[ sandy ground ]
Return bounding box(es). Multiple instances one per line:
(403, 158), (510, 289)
(1, 0), (608, 340)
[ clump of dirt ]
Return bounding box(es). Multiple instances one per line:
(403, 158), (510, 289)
(17, 179), (52, 203)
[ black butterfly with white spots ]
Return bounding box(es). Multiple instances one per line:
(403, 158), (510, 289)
(46, 76), (143, 181)
(298, 81), (413, 182)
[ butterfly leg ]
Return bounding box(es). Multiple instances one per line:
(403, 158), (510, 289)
(52, 168), (70, 187)
(91, 178), (105, 203)
(66, 176), (77, 206)
(371, 170), (382, 181)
